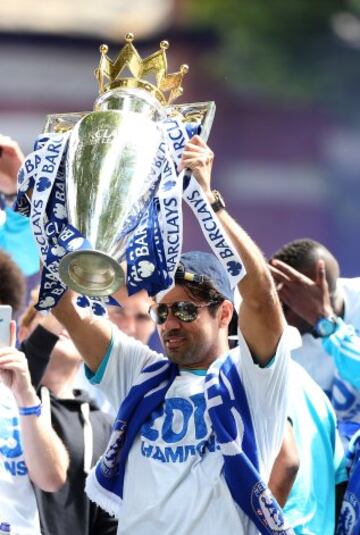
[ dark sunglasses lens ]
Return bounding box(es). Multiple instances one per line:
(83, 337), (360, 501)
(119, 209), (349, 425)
(150, 304), (168, 325)
(174, 302), (198, 322)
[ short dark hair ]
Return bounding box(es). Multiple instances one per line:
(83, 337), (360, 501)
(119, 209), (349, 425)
(0, 251), (25, 312)
(272, 238), (326, 270)
(176, 277), (225, 318)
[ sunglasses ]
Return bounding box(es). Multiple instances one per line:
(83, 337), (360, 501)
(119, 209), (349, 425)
(149, 301), (218, 325)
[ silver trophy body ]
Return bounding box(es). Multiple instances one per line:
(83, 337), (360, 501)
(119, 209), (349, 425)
(28, 35), (217, 301)
(57, 88), (164, 296)
(44, 94), (215, 297)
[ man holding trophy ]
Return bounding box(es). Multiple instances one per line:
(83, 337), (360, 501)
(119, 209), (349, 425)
(16, 35), (299, 534)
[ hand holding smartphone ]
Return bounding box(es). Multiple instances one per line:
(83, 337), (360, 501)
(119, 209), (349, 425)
(0, 305), (12, 348)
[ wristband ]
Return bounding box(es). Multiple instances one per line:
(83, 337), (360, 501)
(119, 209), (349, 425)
(18, 403), (42, 417)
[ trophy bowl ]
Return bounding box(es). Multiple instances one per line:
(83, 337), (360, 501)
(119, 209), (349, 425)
(58, 88), (164, 296)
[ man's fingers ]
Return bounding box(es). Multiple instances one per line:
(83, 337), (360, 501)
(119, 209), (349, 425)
(178, 157), (208, 171)
(188, 135), (207, 147)
(270, 259), (311, 283)
(182, 142), (205, 152)
(181, 149), (211, 159)
(269, 264), (292, 283)
(315, 259), (328, 289)
(0, 349), (24, 363)
(177, 160), (185, 172)
(181, 149), (214, 165)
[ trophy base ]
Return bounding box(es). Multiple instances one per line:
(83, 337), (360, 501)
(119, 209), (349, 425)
(59, 250), (125, 297)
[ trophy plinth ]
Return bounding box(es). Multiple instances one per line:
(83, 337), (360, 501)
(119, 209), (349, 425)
(59, 250), (125, 296)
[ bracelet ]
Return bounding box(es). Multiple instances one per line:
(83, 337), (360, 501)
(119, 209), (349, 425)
(18, 403), (42, 417)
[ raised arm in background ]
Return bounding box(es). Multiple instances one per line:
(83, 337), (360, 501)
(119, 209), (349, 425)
(0, 321), (69, 491)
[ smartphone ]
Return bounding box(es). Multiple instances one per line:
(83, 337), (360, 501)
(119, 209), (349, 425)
(0, 305), (12, 348)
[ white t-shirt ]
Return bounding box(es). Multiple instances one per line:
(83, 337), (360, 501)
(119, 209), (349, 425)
(0, 386), (41, 535)
(74, 365), (116, 419)
(93, 325), (299, 535)
(292, 277), (360, 425)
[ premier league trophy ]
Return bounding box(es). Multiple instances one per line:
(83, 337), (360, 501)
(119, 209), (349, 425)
(16, 33), (248, 316)
(40, 34), (216, 299)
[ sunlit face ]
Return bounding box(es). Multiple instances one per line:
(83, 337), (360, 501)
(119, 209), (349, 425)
(157, 284), (227, 369)
(107, 290), (155, 344)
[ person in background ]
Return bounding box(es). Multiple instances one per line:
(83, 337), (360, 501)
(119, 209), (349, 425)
(107, 290), (156, 346)
(270, 238), (360, 446)
(0, 253), (68, 534)
(0, 135), (39, 279)
(269, 360), (347, 534)
(0, 249), (25, 314)
(18, 291), (118, 535)
(233, 281), (345, 533)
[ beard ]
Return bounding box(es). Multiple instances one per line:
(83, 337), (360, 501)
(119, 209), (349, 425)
(161, 328), (199, 366)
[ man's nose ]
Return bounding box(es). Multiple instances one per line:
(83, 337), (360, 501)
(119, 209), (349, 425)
(162, 308), (182, 329)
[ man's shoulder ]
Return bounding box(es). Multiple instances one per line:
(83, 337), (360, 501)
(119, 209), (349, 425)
(290, 360), (329, 399)
(339, 277), (360, 327)
(289, 361), (335, 419)
(339, 276), (360, 292)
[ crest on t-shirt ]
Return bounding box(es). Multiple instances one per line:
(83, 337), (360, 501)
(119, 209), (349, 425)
(100, 418), (127, 478)
(251, 481), (292, 534)
(337, 491), (360, 534)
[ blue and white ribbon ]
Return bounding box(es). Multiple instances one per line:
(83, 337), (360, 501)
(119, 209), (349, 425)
(125, 120), (185, 299)
(162, 116), (246, 290)
(183, 176), (245, 288)
(156, 125), (184, 298)
(126, 197), (169, 297)
(14, 133), (112, 315)
(125, 141), (169, 296)
(15, 111), (245, 310)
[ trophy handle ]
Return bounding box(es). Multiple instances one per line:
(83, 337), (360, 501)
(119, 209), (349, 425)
(43, 112), (91, 134)
(167, 101), (216, 142)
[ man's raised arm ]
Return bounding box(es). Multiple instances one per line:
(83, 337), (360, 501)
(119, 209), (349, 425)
(52, 290), (112, 373)
(179, 135), (286, 365)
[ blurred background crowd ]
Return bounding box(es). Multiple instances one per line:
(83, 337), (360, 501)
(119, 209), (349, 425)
(1, 0), (360, 278)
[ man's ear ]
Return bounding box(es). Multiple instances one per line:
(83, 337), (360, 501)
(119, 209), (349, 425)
(218, 300), (234, 328)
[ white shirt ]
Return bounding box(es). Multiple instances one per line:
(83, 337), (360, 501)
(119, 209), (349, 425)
(0, 385), (41, 535)
(93, 325), (299, 535)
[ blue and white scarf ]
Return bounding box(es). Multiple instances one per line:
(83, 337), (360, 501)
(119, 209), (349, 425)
(337, 429), (360, 535)
(86, 353), (293, 534)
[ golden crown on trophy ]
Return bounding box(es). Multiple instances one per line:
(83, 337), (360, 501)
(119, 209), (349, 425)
(95, 33), (189, 105)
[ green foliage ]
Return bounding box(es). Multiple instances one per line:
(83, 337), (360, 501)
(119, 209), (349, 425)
(184, 0), (360, 112)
